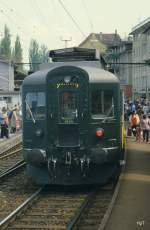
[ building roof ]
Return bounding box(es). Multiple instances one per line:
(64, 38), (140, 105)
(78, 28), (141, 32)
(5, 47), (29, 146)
(130, 17), (150, 35)
(79, 32), (121, 47)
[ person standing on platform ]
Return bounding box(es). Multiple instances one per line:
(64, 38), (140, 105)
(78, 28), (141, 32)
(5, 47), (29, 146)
(141, 114), (149, 143)
(129, 111), (140, 137)
(1, 108), (9, 139)
(148, 114), (150, 143)
(10, 106), (18, 133)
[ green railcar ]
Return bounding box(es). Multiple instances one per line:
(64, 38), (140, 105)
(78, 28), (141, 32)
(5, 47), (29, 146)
(22, 48), (124, 185)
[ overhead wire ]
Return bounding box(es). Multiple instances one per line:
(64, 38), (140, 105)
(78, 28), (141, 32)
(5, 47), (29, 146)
(0, 2), (27, 34)
(58, 0), (86, 38)
(0, 0), (30, 25)
(0, 1), (39, 62)
(0, 5), (33, 62)
(57, 0), (96, 49)
(0, 0), (39, 54)
(81, 0), (94, 33)
(50, 0), (63, 33)
(28, 0), (56, 46)
(0, 8), (26, 38)
(0, 0), (50, 43)
(34, 0), (49, 29)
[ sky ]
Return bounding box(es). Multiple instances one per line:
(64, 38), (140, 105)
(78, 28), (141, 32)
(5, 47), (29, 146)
(0, 0), (150, 62)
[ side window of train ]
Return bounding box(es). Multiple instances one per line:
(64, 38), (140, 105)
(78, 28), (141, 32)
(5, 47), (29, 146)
(25, 92), (45, 120)
(91, 90), (114, 119)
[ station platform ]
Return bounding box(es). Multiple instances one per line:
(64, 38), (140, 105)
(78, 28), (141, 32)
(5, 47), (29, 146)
(105, 137), (150, 230)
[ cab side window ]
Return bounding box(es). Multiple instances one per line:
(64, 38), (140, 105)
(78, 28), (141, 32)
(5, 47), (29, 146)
(91, 90), (114, 119)
(25, 92), (45, 120)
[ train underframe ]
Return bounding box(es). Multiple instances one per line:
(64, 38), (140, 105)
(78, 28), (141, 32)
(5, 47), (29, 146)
(24, 146), (122, 185)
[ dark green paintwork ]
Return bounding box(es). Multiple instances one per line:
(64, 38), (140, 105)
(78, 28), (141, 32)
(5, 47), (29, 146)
(22, 62), (123, 184)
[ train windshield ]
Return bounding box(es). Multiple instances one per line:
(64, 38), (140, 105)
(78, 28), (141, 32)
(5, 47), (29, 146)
(91, 90), (114, 119)
(25, 92), (45, 120)
(59, 91), (77, 123)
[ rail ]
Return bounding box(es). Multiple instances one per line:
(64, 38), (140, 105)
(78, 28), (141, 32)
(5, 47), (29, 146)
(0, 187), (43, 230)
(67, 191), (96, 230)
(0, 145), (22, 160)
(0, 160), (26, 180)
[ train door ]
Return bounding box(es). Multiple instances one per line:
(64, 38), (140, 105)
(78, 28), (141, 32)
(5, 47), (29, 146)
(46, 66), (89, 151)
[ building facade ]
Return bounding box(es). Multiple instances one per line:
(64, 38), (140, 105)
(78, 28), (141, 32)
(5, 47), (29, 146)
(0, 59), (14, 91)
(0, 59), (23, 109)
(131, 17), (150, 100)
(79, 32), (133, 99)
(106, 39), (133, 99)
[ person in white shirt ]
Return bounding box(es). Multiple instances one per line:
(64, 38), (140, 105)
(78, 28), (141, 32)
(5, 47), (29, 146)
(141, 114), (149, 143)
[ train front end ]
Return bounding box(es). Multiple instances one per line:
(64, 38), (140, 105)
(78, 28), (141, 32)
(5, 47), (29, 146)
(45, 65), (92, 184)
(22, 60), (123, 185)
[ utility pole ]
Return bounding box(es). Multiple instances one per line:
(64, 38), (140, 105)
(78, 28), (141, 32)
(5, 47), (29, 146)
(60, 37), (72, 48)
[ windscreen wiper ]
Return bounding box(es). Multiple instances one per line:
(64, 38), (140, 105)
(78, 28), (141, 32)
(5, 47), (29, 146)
(102, 98), (114, 123)
(25, 100), (36, 124)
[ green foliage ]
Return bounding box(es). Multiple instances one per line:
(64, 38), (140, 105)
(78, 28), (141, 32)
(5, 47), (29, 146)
(0, 25), (11, 60)
(0, 24), (49, 72)
(12, 35), (23, 71)
(39, 44), (49, 63)
(29, 39), (49, 72)
(29, 39), (40, 71)
(12, 35), (23, 62)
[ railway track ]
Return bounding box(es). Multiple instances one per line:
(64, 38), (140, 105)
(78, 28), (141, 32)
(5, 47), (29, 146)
(73, 187), (114, 230)
(0, 134), (22, 155)
(0, 142), (22, 159)
(0, 167), (39, 229)
(1, 187), (89, 229)
(0, 138), (122, 229)
(0, 184), (116, 230)
(0, 142), (24, 178)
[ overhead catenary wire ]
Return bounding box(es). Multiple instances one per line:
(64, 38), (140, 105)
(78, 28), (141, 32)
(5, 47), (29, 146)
(34, 0), (49, 29)
(0, 0), (31, 26)
(14, 61), (150, 67)
(81, 0), (94, 33)
(0, 0), (51, 47)
(58, 0), (86, 38)
(0, 3), (37, 50)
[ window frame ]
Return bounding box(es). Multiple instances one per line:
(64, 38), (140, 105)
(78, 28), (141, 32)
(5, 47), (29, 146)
(91, 88), (115, 120)
(58, 89), (78, 124)
(25, 91), (46, 121)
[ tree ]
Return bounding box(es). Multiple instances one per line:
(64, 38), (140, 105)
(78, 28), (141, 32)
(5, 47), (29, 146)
(39, 44), (49, 63)
(29, 40), (49, 72)
(0, 25), (11, 60)
(12, 35), (23, 63)
(29, 39), (41, 72)
(12, 35), (23, 71)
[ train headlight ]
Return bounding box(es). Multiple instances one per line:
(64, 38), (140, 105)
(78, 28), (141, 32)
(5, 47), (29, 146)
(35, 129), (43, 137)
(64, 76), (71, 83)
(96, 128), (104, 138)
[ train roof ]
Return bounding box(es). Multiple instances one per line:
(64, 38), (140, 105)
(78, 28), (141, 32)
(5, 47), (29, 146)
(23, 61), (119, 86)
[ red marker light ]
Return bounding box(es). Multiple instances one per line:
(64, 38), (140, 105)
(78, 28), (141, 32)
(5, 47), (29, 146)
(96, 128), (104, 138)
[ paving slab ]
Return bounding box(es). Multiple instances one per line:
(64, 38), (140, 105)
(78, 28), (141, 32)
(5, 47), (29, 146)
(105, 138), (150, 230)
